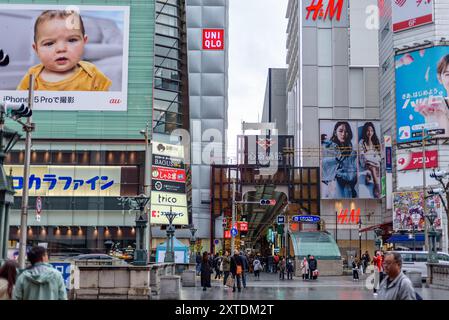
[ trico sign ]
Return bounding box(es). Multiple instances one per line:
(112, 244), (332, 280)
(202, 29), (224, 50)
(305, 0), (344, 22)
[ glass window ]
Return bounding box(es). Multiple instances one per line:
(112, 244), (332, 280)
(156, 24), (179, 38)
(154, 89), (179, 102)
(414, 253), (427, 262)
(154, 99), (181, 112)
(155, 45), (179, 60)
(156, 13), (179, 27)
(401, 253), (413, 262)
(155, 56), (179, 70)
(155, 67), (179, 81)
(155, 35), (179, 48)
(155, 77), (180, 91)
(156, 3), (178, 16)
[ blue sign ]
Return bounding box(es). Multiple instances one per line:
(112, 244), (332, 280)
(50, 262), (71, 290)
(214, 239), (219, 245)
(396, 46), (449, 143)
(277, 215), (285, 224)
(231, 228), (238, 237)
(385, 147), (392, 172)
(292, 215), (321, 223)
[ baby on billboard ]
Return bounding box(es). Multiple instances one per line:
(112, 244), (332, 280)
(17, 10), (111, 91)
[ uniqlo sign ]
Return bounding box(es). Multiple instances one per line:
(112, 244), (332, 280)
(202, 29), (224, 50)
(397, 150), (438, 171)
(392, 0), (434, 32)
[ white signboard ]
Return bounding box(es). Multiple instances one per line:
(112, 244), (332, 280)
(152, 141), (184, 158)
(392, 0), (434, 33)
(150, 204), (188, 225)
(151, 191), (187, 207)
(157, 250), (185, 264)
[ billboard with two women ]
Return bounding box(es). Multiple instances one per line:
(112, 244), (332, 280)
(396, 46), (449, 143)
(320, 120), (381, 199)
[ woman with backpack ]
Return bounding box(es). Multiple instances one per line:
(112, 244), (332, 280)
(253, 256), (262, 280)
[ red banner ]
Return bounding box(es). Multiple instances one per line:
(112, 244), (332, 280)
(151, 166), (186, 183)
(238, 221), (248, 232)
(224, 230), (231, 239)
(397, 150), (438, 171)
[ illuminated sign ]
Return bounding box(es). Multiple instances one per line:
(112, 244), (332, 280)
(292, 215), (321, 223)
(224, 230), (231, 239)
(6, 165), (121, 197)
(152, 180), (185, 194)
(150, 205), (188, 225)
(151, 166), (186, 183)
(151, 191), (187, 207)
(337, 208), (361, 224)
(392, 0), (434, 32)
(202, 29), (224, 50)
(238, 221), (248, 232)
(397, 150), (438, 171)
(305, 0), (344, 21)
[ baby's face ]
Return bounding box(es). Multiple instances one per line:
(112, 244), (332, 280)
(33, 17), (87, 73)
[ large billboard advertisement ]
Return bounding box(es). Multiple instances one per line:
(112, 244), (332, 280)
(0, 4), (129, 111)
(320, 120), (382, 199)
(150, 141), (188, 226)
(395, 46), (449, 143)
(392, 0), (433, 33)
(393, 191), (442, 231)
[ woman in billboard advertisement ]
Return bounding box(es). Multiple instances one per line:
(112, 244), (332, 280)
(358, 122), (381, 198)
(321, 121), (358, 198)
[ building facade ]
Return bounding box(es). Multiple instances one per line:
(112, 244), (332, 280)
(261, 68), (288, 135)
(285, 0), (382, 258)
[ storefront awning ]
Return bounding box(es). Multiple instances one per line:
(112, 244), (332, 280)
(386, 234), (425, 243)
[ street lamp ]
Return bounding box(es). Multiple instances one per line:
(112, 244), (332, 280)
(140, 121), (152, 262)
(189, 226), (197, 264)
(411, 213), (421, 250)
(117, 194), (150, 265)
(0, 113), (20, 262)
(426, 210), (439, 263)
(358, 219), (362, 259)
(164, 206), (178, 263)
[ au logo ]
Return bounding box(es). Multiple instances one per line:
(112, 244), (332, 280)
(0, 50), (9, 67)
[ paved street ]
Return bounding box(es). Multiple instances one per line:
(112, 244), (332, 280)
(169, 272), (449, 300)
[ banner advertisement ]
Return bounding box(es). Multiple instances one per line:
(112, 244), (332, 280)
(238, 135), (294, 167)
(6, 165), (121, 196)
(150, 141), (188, 225)
(150, 204), (188, 225)
(320, 120), (382, 199)
(395, 46), (449, 143)
(393, 191), (442, 231)
(0, 4), (130, 111)
(392, 0), (434, 32)
(397, 150), (438, 171)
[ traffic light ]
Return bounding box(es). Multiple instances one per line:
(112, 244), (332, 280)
(0, 102), (32, 119)
(259, 199), (276, 206)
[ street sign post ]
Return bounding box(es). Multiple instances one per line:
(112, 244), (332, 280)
(292, 215), (320, 223)
(277, 215), (285, 224)
(231, 227), (238, 237)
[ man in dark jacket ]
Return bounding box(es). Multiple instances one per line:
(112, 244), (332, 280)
(196, 252), (202, 276)
(240, 251), (249, 288)
(308, 255), (318, 280)
(230, 250), (243, 292)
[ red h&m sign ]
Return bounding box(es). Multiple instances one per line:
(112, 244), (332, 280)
(397, 150), (438, 171)
(224, 230), (231, 239)
(337, 208), (361, 224)
(305, 0), (344, 21)
(202, 29), (224, 50)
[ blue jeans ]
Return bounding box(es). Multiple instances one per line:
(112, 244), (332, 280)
(196, 263), (201, 275)
(241, 272), (246, 288)
(233, 274), (242, 291)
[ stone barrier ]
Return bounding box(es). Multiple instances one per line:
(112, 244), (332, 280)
(160, 275), (181, 300)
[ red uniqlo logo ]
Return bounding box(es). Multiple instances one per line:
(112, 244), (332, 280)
(202, 29), (224, 50)
(305, 0), (344, 21)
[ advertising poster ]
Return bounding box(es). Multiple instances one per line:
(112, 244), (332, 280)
(0, 4), (129, 111)
(392, 0), (434, 32)
(320, 120), (382, 199)
(396, 150), (438, 171)
(395, 46), (449, 143)
(393, 191), (442, 231)
(150, 141), (188, 226)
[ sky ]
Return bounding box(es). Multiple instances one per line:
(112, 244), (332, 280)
(227, 0), (288, 163)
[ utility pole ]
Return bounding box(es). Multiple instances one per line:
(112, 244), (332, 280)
(141, 121), (152, 262)
(18, 74), (34, 269)
(422, 126), (429, 252)
(231, 180), (236, 254)
(284, 215), (289, 258)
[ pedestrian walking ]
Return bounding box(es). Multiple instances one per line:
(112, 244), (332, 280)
(200, 251), (212, 291)
(222, 251), (231, 287)
(308, 255), (318, 280)
(351, 256), (359, 281)
(286, 257), (294, 280)
(196, 252), (202, 276)
(273, 254), (279, 274)
(300, 257), (309, 280)
(279, 257), (286, 280)
(214, 253), (223, 280)
(378, 252), (417, 300)
(13, 246), (67, 300)
(362, 251), (370, 273)
(240, 251), (249, 288)
(230, 250), (243, 292)
(253, 256), (262, 280)
(372, 251), (384, 296)
(267, 255), (274, 273)
(0, 260), (18, 300)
